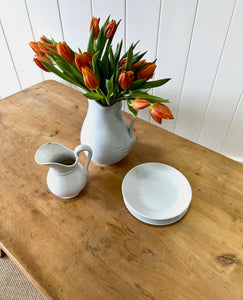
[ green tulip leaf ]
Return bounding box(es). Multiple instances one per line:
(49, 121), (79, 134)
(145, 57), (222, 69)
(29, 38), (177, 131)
(125, 45), (133, 71)
(127, 100), (138, 117)
(87, 26), (95, 55)
(129, 91), (169, 103)
(130, 79), (146, 90)
(133, 51), (147, 64)
(102, 48), (110, 79)
(114, 40), (123, 64)
(83, 92), (105, 100)
(46, 54), (56, 65)
(109, 47), (115, 71)
(137, 78), (171, 89)
(106, 74), (114, 98)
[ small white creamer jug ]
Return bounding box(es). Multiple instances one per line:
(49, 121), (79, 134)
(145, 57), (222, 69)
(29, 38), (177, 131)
(35, 142), (92, 199)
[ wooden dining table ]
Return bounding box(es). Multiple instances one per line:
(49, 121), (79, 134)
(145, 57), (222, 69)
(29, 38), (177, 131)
(0, 80), (242, 300)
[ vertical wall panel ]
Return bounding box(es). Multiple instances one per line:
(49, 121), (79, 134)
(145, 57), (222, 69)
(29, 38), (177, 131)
(222, 91), (243, 162)
(174, 0), (235, 142)
(26, 0), (63, 81)
(198, 0), (243, 152)
(0, 22), (20, 98)
(0, 1), (43, 90)
(152, 0), (198, 130)
(58, 0), (92, 52)
(126, 0), (161, 120)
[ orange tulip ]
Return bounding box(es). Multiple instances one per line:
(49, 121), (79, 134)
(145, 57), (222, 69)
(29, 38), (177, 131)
(132, 59), (146, 70)
(118, 71), (134, 89)
(56, 42), (73, 64)
(39, 36), (49, 44)
(38, 36), (56, 55)
(82, 67), (99, 90)
(29, 42), (43, 55)
(33, 54), (52, 72)
(149, 103), (174, 124)
(75, 52), (92, 71)
(137, 63), (156, 80)
(119, 58), (127, 69)
(132, 98), (150, 110)
(105, 20), (116, 39)
(90, 17), (100, 39)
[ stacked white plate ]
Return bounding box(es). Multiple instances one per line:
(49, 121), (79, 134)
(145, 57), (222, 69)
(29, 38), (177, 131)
(122, 163), (192, 225)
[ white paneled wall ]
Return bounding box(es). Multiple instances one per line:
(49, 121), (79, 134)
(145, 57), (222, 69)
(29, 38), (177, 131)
(0, 0), (242, 162)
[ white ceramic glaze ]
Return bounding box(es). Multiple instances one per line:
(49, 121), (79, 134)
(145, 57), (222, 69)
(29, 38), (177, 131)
(122, 163), (192, 225)
(81, 99), (135, 165)
(35, 143), (92, 199)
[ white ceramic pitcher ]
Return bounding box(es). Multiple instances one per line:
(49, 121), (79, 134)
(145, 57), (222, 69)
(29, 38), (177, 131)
(81, 99), (135, 165)
(35, 142), (92, 199)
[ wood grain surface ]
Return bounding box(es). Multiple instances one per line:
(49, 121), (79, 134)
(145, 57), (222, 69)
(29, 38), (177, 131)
(0, 80), (242, 300)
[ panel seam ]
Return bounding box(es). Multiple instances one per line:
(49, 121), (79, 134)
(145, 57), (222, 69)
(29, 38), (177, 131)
(220, 87), (243, 153)
(56, 0), (65, 41)
(150, 0), (163, 123)
(24, 0), (44, 80)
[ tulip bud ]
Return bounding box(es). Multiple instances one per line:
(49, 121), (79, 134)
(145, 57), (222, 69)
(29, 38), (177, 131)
(132, 98), (150, 110)
(82, 67), (99, 90)
(38, 36), (56, 55)
(118, 71), (134, 90)
(75, 52), (92, 71)
(119, 58), (127, 69)
(56, 42), (73, 64)
(39, 36), (52, 45)
(149, 103), (174, 124)
(131, 59), (146, 70)
(29, 42), (43, 55)
(33, 54), (52, 72)
(90, 17), (100, 39)
(105, 20), (116, 39)
(137, 63), (156, 81)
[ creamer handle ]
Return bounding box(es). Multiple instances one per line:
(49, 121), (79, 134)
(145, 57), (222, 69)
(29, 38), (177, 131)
(74, 145), (92, 173)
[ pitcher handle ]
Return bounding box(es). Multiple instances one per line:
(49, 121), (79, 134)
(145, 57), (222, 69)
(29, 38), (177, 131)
(129, 116), (135, 136)
(74, 145), (92, 174)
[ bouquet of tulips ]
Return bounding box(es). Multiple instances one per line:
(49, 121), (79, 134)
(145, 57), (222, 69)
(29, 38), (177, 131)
(29, 16), (173, 124)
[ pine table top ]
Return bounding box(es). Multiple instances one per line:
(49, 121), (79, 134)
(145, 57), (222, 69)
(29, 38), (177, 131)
(0, 80), (242, 300)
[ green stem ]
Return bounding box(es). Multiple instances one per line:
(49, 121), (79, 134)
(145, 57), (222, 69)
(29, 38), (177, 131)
(115, 97), (126, 102)
(97, 88), (108, 106)
(93, 39), (97, 52)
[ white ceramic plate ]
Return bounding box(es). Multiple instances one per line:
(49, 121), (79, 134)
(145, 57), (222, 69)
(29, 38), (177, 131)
(122, 163), (192, 222)
(124, 197), (188, 225)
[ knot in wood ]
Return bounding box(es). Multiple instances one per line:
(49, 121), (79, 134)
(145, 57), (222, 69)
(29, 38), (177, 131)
(217, 254), (238, 265)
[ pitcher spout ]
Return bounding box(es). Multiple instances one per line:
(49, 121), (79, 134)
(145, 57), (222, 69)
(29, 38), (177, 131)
(35, 142), (77, 173)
